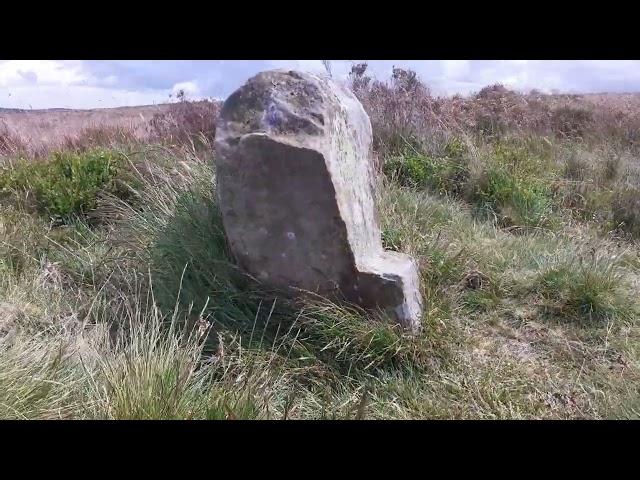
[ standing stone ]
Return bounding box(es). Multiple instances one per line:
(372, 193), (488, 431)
(214, 70), (423, 332)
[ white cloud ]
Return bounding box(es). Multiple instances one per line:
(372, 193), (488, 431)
(3, 60), (640, 110)
(441, 60), (471, 80)
(286, 60), (326, 73)
(0, 60), (88, 88)
(101, 75), (119, 86)
(171, 81), (200, 98)
(0, 85), (169, 110)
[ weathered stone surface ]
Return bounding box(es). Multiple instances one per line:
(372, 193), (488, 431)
(214, 70), (423, 332)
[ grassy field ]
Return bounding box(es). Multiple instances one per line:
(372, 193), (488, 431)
(1, 66), (639, 419)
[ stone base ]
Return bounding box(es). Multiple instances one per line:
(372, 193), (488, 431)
(352, 251), (423, 333)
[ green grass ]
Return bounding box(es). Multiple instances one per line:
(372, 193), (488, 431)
(469, 141), (557, 228)
(473, 164), (554, 227)
(382, 139), (560, 228)
(1, 133), (640, 419)
(611, 187), (640, 237)
(384, 152), (468, 195)
(383, 137), (470, 195)
(0, 148), (136, 222)
(534, 252), (636, 324)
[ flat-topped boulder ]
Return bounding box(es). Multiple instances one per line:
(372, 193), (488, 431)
(214, 69), (423, 332)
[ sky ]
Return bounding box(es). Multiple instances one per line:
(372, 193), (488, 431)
(2, 60), (640, 110)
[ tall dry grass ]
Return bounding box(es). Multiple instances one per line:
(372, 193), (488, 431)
(349, 63), (640, 155)
(0, 99), (221, 159)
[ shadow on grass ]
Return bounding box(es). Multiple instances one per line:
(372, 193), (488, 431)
(144, 186), (445, 377)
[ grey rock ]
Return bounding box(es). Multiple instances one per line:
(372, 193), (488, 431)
(214, 70), (423, 332)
